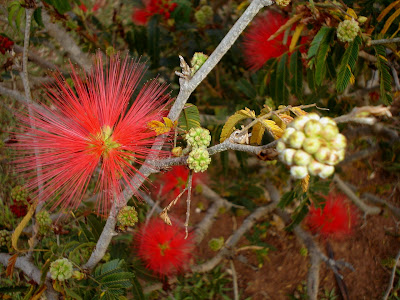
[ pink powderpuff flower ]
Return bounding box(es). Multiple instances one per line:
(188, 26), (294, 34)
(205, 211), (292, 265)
(305, 194), (358, 239)
(12, 53), (171, 214)
(135, 218), (194, 276)
(132, 0), (177, 26)
(154, 165), (207, 200)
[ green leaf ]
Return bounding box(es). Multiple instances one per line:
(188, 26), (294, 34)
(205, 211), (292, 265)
(171, 0), (192, 24)
(8, 3), (21, 28)
(131, 275), (145, 300)
(43, 0), (72, 14)
(278, 190), (296, 209)
(87, 215), (105, 241)
(178, 103), (201, 131)
(15, 6), (24, 30)
(286, 197), (309, 231)
(33, 8), (44, 27)
(374, 45), (393, 105)
(276, 53), (289, 105)
(307, 69), (316, 92)
(315, 29), (335, 86)
(336, 36), (361, 93)
(289, 50), (303, 100)
(65, 286), (83, 300)
(237, 78), (257, 99)
(307, 27), (334, 61)
(147, 15), (160, 68)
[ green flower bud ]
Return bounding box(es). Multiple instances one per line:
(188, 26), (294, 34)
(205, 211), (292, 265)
(319, 165), (335, 179)
(36, 210), (52, 235)
(117, 206), (138, 229)
(280, 149), (296, 165)
(302, 137), (321, 154)
(337, 19), (360, 43)
(321, 124), (339, 141)
(358, 16), (367, 23)
(331, 134), (347, 150)
(288, 131), (305, 149)
(185, 127), (211, 149)
(290, 116), (309, 131)
(172, 146), (183, 157)
(72, 270), (85, 280)
(11, 186), (29, 204)
(0, 230), (11, 247)
(276, 141), (286, 153)
(303, 120), (322, 137)
(315, 147), (331, 164)
(281, 127), (296, 143)
(191, 52), (209, 76)
(187, 148), (211, 172)
(194, 6), (213, 27)
(293, 150), (311, 166)
(290, 166), (308, 179)
(208, 237), (224, 251)
(50, 258), (73, 281)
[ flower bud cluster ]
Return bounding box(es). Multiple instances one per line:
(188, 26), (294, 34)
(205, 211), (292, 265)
(36, 210), (52, 235)
(191, 52), (208, 76)
(50, 258), (73, 281)
(185, 127), (212, 173)
(337, 19), (360, 43)
(276, 113), (346, 179)
(11, 186), (28, 204)
(117, 206), (138, 230)
(0, 230), (11, 248)
(194, 6), (213, 27)
(276, 0), (291, 7)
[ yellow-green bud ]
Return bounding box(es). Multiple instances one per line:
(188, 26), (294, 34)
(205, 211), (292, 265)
(288, 131), (305, 149)
(275, 0), (291, 7)
(50, 258), (73, 281)
(187, 148), (211, 172)
(302, 138), (321, 154)
(337, 19), (360, 43)
(185, 127), (211, 149)
(172, 146), (183, 157)
(208, 237), (224, 251)
(304, 120), (322, 137)
(293, 150), (312, 166)
(290, 166), (308, 179)
(117, 206), (138, 230)
(191, 52), (209, 76)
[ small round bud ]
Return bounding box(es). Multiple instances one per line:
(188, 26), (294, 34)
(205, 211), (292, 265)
(208, 237), (224, 251)
(319, 165), (335, 179)
(293, 150), (311, 166)
(308, 160), (325, 176)
(117, 206), (138, 229)
(72, 270), (85, 280)
(307, 113), (320, 121)
(185, 127), (211, 149)
(337, 19), (360, 43)
(315, 147), (331, 164)
(280, 149), (296, 165)
(290, 116), (309, 131)
(194, 6), (213, 27)
(331, 134), (347, 151)
(303, 120), (322, 137)
(50, 258), (73, 281)
(36, 210), (52, 235)
(172, 147), (183, 157)
(276, 141), (286, 153)
(302, 138), (321, 154)
(290, 166), (308, 179)
(326, 151), (341, 166)
(358, 16), (367, 23)
(275, 0), (290, 7)
(288, 131), (305, 149)
(319, 117), (336, 127)
(321, 124), (339, 141)
(281, 127), (296, 143)
(187, 148), (211, 172)
(191, 52), (209, 76)
(0, 230), (11, 248)
(11, 186), (29, 204)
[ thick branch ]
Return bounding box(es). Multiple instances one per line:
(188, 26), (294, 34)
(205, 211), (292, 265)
(0, 253), (58, 300)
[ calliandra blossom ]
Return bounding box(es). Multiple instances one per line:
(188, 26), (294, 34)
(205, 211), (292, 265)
(136, 218), (194, 276)
(154, 165), (207, 200)
(305, 194), (358, 239)
(12, 53), (171, 214)
(132, 0), (177, 25)
(0, 36), (14, 55)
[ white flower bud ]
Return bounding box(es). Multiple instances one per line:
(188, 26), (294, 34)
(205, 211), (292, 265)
(293, 150), (311, 166)
(319, 117), (336, 127)
(319, 165), (335, 179)
(321, 124), (339, 141)
(290, 115), (310, 131)
(337, 149), (345, 162)
(308, 160), (325, 176)
(276, 141), (286, 153)
(315, 147), (331, 164)
(326, 151), (341, 165)
(302, 137), (321, 154)
(304, 120), (322, 137)
(331, 133), (347, 150)
(288, 131), (305, 149)
(280, 149), (296, 165)
(307, 113), (320, 121)
(290, 166), (308, 179)
(281, 127), (296, 143)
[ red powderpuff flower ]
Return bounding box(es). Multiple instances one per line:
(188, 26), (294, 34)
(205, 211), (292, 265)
(132, 0), (177, 25)
(12, 53), (171, 214)
(305, 194), (358, 239)
(155, 165), (207, 199)
(136, 218), (194, 276)
(10, 204), (27, 218)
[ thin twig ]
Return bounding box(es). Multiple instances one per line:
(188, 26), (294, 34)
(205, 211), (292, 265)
(184, 171), (193, 238)
(370, 37), (400, 45)
(230, 260), (239, 300)
(382, 249), (400, 300)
